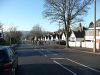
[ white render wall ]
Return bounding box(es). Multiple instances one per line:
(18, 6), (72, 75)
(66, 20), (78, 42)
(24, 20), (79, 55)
(51, 36), (53, 41)
(69, 41), (100, 49)
(85, 36), (100, 41)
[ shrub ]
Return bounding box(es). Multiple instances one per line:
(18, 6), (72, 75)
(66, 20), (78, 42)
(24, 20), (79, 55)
(56, 40), (66, 45)
(0, 38), (7, 45)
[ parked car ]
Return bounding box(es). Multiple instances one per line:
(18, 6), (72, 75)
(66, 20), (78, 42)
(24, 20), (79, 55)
(0, 46), (18, 75)
(10, 44), (17, 51)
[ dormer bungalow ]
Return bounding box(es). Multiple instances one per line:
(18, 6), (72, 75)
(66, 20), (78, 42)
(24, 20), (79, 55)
(85, 18), (100, 42)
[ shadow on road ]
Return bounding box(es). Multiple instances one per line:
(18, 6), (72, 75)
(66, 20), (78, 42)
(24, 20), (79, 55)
(17, 64), (72, 75)
(16, 63), (100, 75)
(17, 49), (61, 57)
(17, 51), (43, 57)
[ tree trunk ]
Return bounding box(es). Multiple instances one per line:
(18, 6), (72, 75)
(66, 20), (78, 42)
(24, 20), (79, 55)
(65, 27), (69, 48)
(64, 21), (69, 48)
(65, 31), (69, 48)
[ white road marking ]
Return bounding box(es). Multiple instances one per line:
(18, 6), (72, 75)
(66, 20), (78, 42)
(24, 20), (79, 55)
(44, 54), (47, 57)
(38, 51), (47, 57)
(50, 58), (65, 60)
(53, 60), (78, 75)
(65, 58), (100, 73)
(51, 57), (100, 73)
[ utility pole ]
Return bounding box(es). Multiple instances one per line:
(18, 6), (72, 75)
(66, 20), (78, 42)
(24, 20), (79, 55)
(59, 21), (60, 45)
(93, 0), (96, 52)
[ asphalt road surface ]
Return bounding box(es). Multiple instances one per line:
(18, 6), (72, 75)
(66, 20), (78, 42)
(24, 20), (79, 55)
(16, 42), (100, 75)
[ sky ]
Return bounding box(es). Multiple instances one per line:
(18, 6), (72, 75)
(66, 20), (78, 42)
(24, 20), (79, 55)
(0, 0), (100, 32)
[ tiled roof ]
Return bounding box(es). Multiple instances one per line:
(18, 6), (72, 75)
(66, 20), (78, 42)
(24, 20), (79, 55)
(73, 31), (85, 38)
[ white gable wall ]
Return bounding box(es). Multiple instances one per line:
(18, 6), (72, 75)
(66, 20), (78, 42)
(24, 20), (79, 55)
(69, 31), (76, 41)
(34, 36), (37, 41)
(55, 35), (58, 41)
(51, 36), (53, 41)
(62, 33), (66, 40)
(45, 36), (46, 41)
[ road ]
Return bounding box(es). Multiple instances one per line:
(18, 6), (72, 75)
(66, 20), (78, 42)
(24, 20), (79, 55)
(16, 42), (100, 75)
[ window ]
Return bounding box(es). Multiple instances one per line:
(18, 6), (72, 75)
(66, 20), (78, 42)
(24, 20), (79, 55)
(0, 50), (7, 62)
(6, 47), (14, 58)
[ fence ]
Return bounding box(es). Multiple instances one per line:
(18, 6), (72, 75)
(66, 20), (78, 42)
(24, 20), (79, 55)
(69, 41), (100, 49)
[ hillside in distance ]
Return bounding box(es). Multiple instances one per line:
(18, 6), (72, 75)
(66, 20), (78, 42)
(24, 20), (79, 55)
(21, 31), (30, 36)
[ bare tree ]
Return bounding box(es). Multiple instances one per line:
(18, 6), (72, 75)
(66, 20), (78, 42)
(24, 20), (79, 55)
(5, 25), (22, 45)
(0, 23), (4, 38)
(30, 25), (43, 41)
(43, 0), (93, 48)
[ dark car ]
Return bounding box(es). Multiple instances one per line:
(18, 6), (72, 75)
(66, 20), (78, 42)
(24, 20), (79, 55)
(0, 46), (18, 75)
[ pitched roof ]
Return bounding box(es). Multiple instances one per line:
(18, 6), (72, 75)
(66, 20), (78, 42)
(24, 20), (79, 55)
(73, 31), (85, 38)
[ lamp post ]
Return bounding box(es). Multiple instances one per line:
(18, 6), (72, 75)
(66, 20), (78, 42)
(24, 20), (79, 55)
(93, 0), (96, 52)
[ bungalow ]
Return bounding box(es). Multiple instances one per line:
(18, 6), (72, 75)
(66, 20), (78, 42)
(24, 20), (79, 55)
(53, 32), (66, 41)
(52, 33), (56, 41)
(69, 31), (85, 42)
(43, 34), (51, 41)
(44, 36), (47, 41)
(85, 18), (100, 42)
(41, 28), (72, 42)
(69, 23), (86, 42)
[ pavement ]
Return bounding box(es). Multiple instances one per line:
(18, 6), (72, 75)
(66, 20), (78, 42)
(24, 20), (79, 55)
(43, 44), (100, 54)
(64, 47), (100, 55)
(32, 44), (100, 54)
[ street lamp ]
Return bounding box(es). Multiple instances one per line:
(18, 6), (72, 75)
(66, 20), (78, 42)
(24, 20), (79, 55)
(93, 0), (96, 52)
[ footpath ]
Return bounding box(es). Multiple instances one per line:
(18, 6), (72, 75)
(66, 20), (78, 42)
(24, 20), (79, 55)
(65, 47), (100, 55)
(48, 44), (100, 55)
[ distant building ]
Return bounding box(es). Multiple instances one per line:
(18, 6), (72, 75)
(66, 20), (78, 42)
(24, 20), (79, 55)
(69, 31), (85, 42)
(39, 23), (85, 42)
(69, 23), (85, 42)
